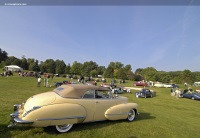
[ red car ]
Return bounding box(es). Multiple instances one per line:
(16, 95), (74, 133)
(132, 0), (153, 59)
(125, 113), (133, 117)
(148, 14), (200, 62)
(133, 81), (148, 86)
(100, 83), (111, 88)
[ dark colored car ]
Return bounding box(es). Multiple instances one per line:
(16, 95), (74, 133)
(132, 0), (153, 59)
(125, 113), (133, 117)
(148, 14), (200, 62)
(135, 88), (156, 98)
(182, 90), (200, 100)
(54, 81), (68, 87)
(172, 84), (180, 88)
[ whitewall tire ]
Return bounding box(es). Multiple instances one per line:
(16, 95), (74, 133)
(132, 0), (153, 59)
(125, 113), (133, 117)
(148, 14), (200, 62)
(56, 124), (73, 133)
(127, 109), (136, 122)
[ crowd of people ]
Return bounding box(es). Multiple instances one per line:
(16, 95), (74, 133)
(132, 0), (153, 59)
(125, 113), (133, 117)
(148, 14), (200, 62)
(171, 85), (196, 99)
(37, 76), (51, 87)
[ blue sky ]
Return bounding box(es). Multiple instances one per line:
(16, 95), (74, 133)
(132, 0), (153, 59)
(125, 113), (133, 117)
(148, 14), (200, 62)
(0, 5), (200, 72)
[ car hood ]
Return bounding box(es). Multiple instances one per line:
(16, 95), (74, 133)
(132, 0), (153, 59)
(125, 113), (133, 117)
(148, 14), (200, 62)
(24, 92), (56, 110)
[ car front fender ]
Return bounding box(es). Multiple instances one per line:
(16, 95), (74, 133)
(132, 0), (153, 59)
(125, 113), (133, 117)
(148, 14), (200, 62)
(105, 103), (138, 120)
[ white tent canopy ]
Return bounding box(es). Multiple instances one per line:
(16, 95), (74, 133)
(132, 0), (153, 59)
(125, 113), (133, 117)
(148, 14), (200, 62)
(4, 65), (23, 72)
(194, 82), (200, 85)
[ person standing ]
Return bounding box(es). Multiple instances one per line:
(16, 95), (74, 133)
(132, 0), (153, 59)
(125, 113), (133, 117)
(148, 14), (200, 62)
(46, 78), (49, 87)
(37, 77), (41, 87)
(44, 78), (46, 87)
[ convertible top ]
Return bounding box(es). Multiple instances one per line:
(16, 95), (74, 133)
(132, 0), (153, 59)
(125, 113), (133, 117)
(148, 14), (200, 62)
(53, 84), (110, 98)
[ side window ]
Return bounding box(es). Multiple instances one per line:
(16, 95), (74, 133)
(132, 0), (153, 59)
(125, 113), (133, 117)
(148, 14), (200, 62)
(95, 90), (113, 99)
(82, 90), (95, 99)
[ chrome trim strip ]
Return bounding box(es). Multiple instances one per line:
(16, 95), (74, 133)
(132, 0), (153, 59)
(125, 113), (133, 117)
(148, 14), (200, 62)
(14, 117), (33, 124)
(36, 116), (85, 121)
(10, 111), (20, 118)
(105, 112), (129, 116)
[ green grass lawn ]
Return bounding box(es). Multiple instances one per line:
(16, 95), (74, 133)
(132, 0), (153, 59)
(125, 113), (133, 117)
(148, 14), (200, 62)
(0, 74), (199, 138)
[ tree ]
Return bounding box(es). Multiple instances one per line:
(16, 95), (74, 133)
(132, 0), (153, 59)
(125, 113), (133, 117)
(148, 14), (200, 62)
(107, 62), (124, 69)
(55, 60), (66, 74)
(113, 69), (118, 78)
(124, 64), (132, 72)
(12, 58), (22, 66)
(103, 65), (114, 78)
(45, 59), (56, 74)
(90, 69), (98, 77)
(96, 66), (106, 75)
(135, 68), (143, 75)
(103, 62), (124, 78)
(140, 67), (157, 81)
(70, 61), (82, 75)
(181, 69), (195, 84)
(27, 58), (35, 65)
(115, 62), (124, 69)
(0, 48), (8, 63)
(117, 68), (127, 80)
(156, 72), (172, 83)
(65, 63), (71, 74)
(39, 61), (46, 73)
(21, 57), (28, 70)
(127, 69), (135, 80)
(29, 62), (40, 71)
(81, 61), (98, 76)
(39, 59), (56, 74)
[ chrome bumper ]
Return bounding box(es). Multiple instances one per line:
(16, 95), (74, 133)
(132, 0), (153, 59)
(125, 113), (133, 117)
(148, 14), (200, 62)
(8, 104), (33, 128)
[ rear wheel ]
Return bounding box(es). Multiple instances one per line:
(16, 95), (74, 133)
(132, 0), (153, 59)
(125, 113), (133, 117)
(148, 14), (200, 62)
(192, 97), (195, 100)
(55, 124), (73, 133)
(127, 109), (136, 122)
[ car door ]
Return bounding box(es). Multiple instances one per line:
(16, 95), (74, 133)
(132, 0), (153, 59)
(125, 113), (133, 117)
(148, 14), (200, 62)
(184, 93), (192, 98)
(93, 90), (117, 121)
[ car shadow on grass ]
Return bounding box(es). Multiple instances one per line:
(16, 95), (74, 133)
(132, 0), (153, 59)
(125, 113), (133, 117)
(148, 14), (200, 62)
(0, 124), (13, 138)
(43, 121), (117, 134)
(136, 112), (156, 121)
(4, 113), (156, 135)
(43, 113), (156, 134)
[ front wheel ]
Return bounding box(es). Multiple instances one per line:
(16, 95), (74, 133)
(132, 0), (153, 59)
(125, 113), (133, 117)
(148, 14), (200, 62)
(56, 124), (73, 133)
(127, 109), (136, 122)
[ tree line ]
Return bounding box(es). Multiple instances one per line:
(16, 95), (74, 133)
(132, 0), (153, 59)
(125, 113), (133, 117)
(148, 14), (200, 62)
(0, 48), (200, 84)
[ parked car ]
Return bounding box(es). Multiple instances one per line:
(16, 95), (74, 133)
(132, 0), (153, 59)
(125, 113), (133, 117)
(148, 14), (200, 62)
(172, 84), (180, 88)
(112, 87), (124, 94)
(182, 90), (200, 100)
(8, 84), (139, 133)
(86, 81), (97, 86)
(164, 84), (172, 88)
(54, 80), (68, 87)
(100, 83), (111, 88)
(154, 83), (164, 88)
(196, 89), (200, 93)
(54, 74), (60, 77)
(133, 81), (148, 86)
(135, 88), (156, 98)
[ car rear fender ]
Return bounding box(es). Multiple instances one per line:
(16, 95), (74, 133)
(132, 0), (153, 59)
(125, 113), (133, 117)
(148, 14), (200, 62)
(23, 103), (86, 127)
(105, 103), (138, 120)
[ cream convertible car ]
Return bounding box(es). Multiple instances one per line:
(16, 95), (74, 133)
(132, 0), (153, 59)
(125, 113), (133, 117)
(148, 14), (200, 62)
(8, 84), (138, 133)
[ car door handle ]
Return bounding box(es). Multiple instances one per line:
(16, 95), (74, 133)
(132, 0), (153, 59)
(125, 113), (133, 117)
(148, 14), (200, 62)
(96, 101), (99, 103)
